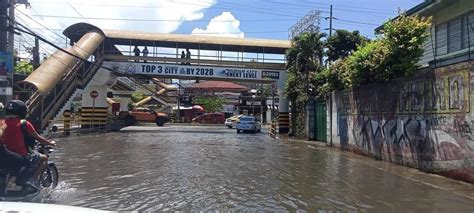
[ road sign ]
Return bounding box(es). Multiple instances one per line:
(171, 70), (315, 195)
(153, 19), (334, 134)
(271, 82), (277, 93)
(90, 90), (99, 99)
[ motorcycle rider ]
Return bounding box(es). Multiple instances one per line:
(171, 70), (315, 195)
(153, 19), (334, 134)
(0, 100), (56, 191)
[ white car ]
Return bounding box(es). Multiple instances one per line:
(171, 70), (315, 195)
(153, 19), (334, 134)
(225, 115), (243, 128)
(236, 116), (261, 133)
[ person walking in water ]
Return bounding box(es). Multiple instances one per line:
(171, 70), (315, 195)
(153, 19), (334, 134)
(133, 45), (140, 62)
(142, 46), (149, 63)
(181, 51), (186, 65)
(186, 48), (191, 65)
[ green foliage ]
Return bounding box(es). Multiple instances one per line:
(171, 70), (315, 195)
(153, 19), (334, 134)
(345, 40), (390, 85)
(127, 102), (135, 111)
(130, 92), (145, 103)
(326, 30), (369, 62)
(14, 60), (34, 75)
(285, 32), (326, 137)
(286, 32), (326, 103)
(286, 32), (326, 74)
(327, 12), (431, 88)
(194, 96), (227, 113)
(283, 13), (430, 138)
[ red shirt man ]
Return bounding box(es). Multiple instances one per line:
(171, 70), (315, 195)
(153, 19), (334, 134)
(2, 118), (36, 156)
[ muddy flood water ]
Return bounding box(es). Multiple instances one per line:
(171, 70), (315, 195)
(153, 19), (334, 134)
(41, 125), (474, 211)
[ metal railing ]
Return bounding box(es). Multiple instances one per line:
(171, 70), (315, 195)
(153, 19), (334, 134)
(25, 48), (105, 133)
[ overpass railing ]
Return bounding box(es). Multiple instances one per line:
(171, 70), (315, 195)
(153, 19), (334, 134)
(25, 49), (105, 133)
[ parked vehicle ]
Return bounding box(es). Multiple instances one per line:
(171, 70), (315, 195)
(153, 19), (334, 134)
(192, 113), (225, 124)
(236, 116), (261, 133)
(120, 107), (169, 126)
(225, 115), (243, 128)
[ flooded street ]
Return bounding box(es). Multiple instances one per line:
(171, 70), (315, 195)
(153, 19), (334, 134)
(45, 125), (474, 211)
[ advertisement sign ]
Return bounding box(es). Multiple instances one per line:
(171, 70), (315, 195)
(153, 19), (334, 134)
(105, 61), (282, 82)
(0, 52), (13, 81)
(262, 71), (280, 80)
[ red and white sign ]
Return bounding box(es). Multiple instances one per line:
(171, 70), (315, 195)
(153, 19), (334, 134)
(90, 90), (99, 99)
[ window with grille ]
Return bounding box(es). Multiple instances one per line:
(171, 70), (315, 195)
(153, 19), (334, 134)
(435, 12), (474, 56)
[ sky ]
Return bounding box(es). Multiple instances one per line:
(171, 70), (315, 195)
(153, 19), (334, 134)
(14, 0), (424, 58)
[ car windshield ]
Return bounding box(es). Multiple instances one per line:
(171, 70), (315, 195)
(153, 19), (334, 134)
(240, 117), (254, 122)
(8, 1), (473, 212)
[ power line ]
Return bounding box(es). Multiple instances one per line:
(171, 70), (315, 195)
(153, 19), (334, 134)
(335, 18), (380, 27)
(65, 0), (89, 23)
(15, 9), (67, 42)
(264, 0), (395, 15)
(30, 14), (300, 23)
(334, 8), (395, 16)
(32, 0), (308, 18)
(13, 21), (120, 74)
(28, 27), (289, 35)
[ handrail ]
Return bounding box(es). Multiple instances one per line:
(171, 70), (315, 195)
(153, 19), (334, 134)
(104, 49), (286, 63)
(28, 53), (104, 132)
(128, 77), (173, 106)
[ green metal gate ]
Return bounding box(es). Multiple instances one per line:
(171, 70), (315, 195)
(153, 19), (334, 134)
(314, 101), (327, 142)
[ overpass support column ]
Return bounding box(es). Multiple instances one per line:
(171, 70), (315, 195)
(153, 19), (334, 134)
(277, 71), (289, 134)
(81, 85), (108, 129)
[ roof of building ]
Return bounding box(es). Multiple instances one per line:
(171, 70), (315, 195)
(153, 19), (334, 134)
(64, 23), (291, 54)
(186, 81), (248, 92)
(406, 0), (437, 16)
(375, 0), (454, 32)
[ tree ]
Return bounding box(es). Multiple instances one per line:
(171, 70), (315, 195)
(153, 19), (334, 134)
(130, 92), (145, 103)
(285, 32), (326, 138)
(14, 60), (34, 75)
(286, 32), (326, 75)
(330, 12), (431, 88)
(326, 30), (368, 62)
(195, 96), (227, 113)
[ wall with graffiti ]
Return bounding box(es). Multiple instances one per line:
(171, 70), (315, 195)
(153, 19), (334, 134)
(331, 62), (474, 183)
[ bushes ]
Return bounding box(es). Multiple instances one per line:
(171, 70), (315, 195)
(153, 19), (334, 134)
(328, 13), (431, 89)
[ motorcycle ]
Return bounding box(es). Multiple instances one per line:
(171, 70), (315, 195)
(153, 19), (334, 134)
(0, 144), (59, 201)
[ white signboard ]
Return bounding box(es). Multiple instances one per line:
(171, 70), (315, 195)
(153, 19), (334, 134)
(104, 62), (282, 82)
(222, 105), (235, 113)
(0, 87), (12, 95)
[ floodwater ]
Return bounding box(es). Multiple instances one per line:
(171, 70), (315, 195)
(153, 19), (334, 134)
(43, 125), (474, 211)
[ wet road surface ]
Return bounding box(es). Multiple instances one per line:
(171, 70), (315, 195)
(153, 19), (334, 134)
(44, 125), (474, 211)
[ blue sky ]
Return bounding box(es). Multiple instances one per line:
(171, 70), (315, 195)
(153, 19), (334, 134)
(15, 0), (423, 57)
(177, 0), (423, 40)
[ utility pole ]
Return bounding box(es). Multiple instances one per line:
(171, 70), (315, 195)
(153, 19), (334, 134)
(0, 0), (10, 107)
(33, 37), (40, 69)
(0, 0), (7, 52)
(7, 0), (13, 53)
(329, 5), (333, 37)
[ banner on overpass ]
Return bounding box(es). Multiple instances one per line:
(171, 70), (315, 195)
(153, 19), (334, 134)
(104, 62), (282, 82)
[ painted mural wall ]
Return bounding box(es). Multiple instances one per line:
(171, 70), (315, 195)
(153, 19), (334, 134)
(331, 62), (474, 183)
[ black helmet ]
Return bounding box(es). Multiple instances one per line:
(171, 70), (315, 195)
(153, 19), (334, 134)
(5, 100), (27, 119)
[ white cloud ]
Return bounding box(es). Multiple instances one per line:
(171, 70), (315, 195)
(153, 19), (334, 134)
(191, 12), (244, 38)
(14, 0), (216, 57)
(24, 0), (216, 32)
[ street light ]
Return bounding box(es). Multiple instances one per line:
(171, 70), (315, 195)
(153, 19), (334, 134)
(251, 94), (256, 115)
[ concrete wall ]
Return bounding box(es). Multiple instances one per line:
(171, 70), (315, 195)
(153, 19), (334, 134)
(330, 61), (474, 183)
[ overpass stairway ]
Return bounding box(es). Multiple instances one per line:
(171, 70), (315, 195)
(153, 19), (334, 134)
(25, 58), (104, 134)
(127, 77), (177, 107)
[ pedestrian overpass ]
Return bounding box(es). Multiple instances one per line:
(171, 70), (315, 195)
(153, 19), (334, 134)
(18, 23), (291, 134)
